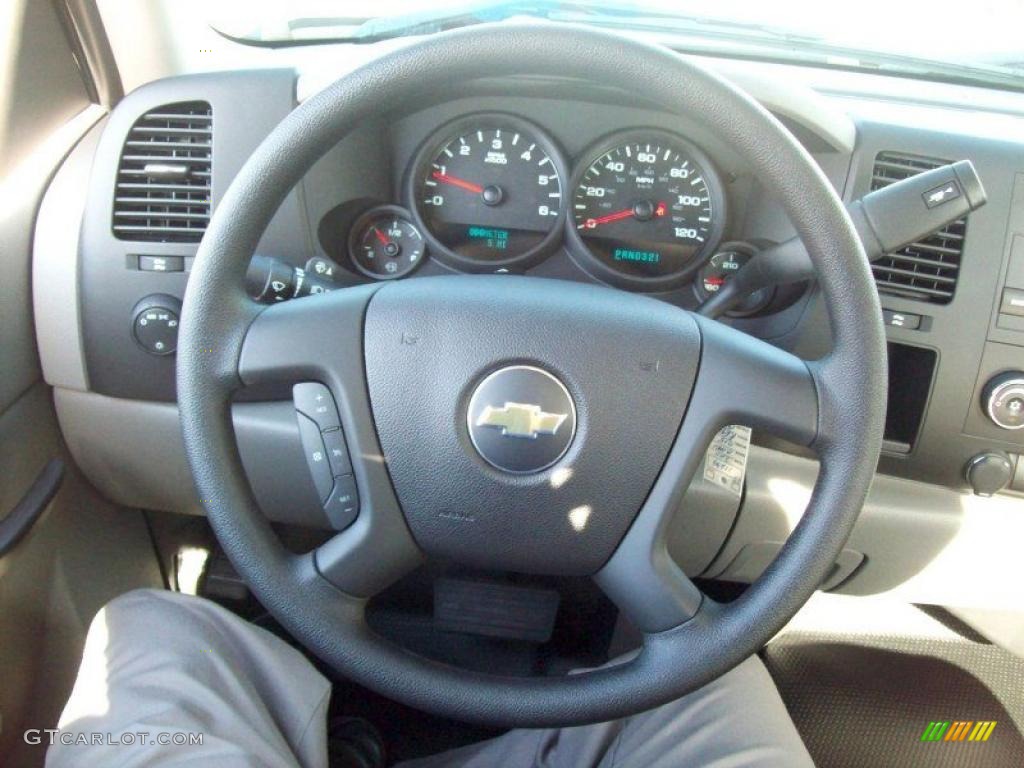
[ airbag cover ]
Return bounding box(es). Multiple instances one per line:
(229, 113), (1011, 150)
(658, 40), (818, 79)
(364, 275), (700, 574)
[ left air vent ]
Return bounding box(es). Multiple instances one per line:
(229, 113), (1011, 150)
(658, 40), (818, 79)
(112, 101), (212, 243)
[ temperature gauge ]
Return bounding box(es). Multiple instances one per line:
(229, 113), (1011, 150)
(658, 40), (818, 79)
(349, 206), (425, 280)
(695, 242), (773, 316)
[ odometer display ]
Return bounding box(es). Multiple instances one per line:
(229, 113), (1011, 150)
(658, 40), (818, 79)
(569, 131), (724, 287)
(411, 115), (565, 268)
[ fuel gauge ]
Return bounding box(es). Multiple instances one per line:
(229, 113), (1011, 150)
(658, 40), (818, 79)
(349, 205), (425, 280)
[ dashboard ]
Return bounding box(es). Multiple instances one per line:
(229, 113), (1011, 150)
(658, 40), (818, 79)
(33, 53), (1024, 606)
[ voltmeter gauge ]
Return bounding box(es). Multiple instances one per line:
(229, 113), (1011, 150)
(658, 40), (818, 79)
(348, 205), (425, 280)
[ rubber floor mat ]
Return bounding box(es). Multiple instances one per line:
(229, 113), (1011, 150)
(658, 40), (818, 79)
(763, 599), (1024, 768)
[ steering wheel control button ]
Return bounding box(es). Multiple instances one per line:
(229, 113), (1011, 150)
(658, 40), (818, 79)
(293, 383), (341, 431)
(322, 429), (353, 477)
(982, 372), (1024, 430)
(324, 475), (359, 530)
(467, 365), (576, 474)
(296, 413), (333, 503)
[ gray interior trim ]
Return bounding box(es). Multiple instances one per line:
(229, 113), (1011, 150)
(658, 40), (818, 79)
(33, 109), (106, 393)
(708, 59), (856, 153)
(53, 388), (331, 529)
(53, 0), (124, 107)
(296, 54), (857, 155)
(704, 444), (1024, 612)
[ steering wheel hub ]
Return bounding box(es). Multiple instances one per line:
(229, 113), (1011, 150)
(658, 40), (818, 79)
(363, 276), (700, 575)
(467, 364), (577, 474)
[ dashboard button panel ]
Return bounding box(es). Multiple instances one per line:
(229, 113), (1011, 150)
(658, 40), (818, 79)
(292, 383), (359, 528)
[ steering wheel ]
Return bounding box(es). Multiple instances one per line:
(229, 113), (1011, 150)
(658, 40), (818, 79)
(178, 23), (886, 727)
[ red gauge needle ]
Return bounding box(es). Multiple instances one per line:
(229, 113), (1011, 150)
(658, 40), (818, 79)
(373, 227), (390, 246)
(582, 201), (668, 229)
(582, 208), (634, 229)
(431, 171), (484, 194)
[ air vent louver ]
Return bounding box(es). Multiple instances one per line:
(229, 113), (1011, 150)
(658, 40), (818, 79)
(869, 151), (965, 304)
(112, 101), (212, 243)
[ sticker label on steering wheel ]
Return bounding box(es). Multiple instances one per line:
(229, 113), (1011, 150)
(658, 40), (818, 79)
(703, 425), (751, 496)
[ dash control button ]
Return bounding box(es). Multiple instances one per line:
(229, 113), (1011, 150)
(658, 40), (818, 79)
(132, 305), (179, 355)
(882, 309), (921, 330)
(1000, 288), (1024, 318)
(138, 255), (184, 272)
(324, 475), (359, 530)
(293, 383), (341, 431)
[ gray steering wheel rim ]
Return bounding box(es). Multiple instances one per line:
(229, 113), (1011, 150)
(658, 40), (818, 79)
(177, 23), (887, 727)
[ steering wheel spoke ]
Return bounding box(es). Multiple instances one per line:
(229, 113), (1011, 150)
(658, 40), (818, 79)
(690, 316), (819, 448)
(237, 284), (379, 387)
(238, 285), (424, 596)
(595, 315), (818, 633)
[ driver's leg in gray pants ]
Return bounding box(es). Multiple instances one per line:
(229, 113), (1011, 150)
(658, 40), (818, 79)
(47, 590), (814, 767)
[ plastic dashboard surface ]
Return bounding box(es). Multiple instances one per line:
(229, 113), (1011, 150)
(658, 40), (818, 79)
(70, 66), (1024, 495)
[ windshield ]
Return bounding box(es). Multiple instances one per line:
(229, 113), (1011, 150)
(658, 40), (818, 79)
(209, 0), (1024, 90)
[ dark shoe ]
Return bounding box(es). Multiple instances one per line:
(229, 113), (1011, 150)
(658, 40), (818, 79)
(328, 716), (386, 768)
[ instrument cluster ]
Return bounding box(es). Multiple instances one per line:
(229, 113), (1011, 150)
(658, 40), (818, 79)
(345, 111), (731, 294)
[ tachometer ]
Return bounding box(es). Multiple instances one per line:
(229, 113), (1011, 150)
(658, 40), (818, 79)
(409, 114), (566, 270)
(567, 130), (725, 289)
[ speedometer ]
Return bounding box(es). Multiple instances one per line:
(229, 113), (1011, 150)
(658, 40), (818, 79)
(567, 130), (725, 289)
(409, 114), (566, 271)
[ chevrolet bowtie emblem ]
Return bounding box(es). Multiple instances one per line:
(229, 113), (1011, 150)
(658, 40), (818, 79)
(476, 402), (568, 439)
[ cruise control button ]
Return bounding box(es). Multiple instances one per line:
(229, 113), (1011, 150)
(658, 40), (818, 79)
(293, 382), (341, 430)
(296, 412), (333, 502)
(324, 474), (359, 530)
(322, 429), (352, 476)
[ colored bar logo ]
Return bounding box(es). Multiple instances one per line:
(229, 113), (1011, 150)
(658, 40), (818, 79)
(921, 721), (996, 742)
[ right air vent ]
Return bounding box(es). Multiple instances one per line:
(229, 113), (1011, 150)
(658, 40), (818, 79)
(870, 151), (967, 304)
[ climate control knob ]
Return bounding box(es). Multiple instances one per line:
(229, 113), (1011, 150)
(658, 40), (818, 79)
(982, 372), (1024, 430)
